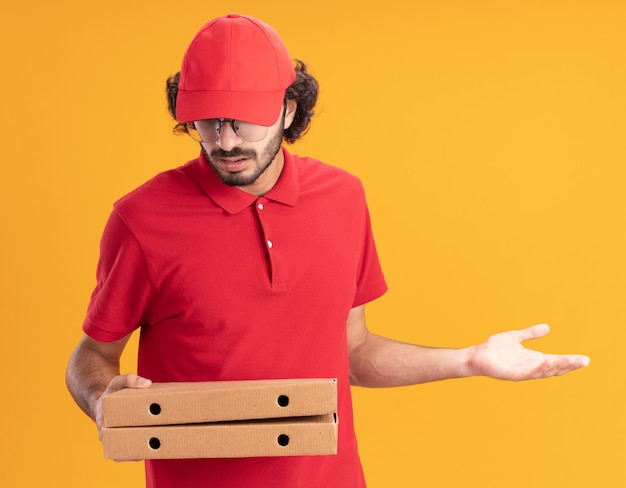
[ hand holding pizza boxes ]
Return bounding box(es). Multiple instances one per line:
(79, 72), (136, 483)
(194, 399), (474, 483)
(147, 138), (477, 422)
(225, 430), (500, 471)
(101, 378), (338, 460)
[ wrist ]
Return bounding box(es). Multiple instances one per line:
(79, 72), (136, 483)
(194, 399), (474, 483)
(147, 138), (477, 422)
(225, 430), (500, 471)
(457, 345), (480, 378)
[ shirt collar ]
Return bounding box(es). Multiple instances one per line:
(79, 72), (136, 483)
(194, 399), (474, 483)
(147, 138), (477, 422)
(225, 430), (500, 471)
(185, 147), (300, 214)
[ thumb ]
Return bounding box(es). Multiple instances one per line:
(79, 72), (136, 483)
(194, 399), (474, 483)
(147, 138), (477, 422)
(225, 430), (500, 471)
(97, 374), (152, 436)
(514, 323), (550, 342)
(123, 373), (152, 389)
(105, 373), (152, 396)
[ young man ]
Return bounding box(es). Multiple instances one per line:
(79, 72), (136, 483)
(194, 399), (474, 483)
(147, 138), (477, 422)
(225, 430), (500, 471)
(66, 13), (589, 488)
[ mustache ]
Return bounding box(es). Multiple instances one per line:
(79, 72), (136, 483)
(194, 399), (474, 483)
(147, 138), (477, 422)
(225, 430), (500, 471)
(210, 147), (256, 159)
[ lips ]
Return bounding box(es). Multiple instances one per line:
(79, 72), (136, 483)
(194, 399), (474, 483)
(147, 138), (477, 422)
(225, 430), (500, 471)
(218, 157), (251, 172)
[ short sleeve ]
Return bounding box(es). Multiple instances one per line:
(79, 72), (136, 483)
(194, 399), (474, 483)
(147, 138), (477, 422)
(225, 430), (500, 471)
(353, 199), (388, 307)
(82, 209), (156, 342)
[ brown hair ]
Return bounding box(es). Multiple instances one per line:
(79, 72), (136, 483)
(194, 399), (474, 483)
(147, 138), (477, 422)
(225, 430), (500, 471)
(166, 59), (318, 144)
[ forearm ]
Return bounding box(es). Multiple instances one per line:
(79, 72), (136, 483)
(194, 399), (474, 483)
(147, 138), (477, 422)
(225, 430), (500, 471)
(349, 332), (476, 387)
(65, 336), (123, 421)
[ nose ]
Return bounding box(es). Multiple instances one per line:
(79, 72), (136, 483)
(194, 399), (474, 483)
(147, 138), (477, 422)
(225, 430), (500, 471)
(216, 121), (243, 151)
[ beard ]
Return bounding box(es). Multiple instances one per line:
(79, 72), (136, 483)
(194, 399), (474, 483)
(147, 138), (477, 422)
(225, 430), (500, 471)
(202, 118), (284, 188)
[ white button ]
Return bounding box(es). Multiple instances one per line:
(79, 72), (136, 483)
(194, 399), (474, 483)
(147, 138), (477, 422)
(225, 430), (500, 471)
(267, 240), (273, 249)
(258, 203), (264, 210)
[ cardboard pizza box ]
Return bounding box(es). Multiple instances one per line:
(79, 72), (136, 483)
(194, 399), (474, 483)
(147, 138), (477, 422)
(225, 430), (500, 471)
(102, 378), (337, 427)
(102, 413), (338, 460)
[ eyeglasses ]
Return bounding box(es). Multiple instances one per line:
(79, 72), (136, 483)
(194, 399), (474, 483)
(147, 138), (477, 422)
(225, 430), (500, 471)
(185, 119), (269, 143)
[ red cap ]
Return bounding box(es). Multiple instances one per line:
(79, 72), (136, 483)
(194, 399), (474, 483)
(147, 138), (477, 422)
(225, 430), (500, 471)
(175, 14), (296, 125)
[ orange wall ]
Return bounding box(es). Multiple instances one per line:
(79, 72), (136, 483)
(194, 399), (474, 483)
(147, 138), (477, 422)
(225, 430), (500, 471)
(1, 1), (623, 486)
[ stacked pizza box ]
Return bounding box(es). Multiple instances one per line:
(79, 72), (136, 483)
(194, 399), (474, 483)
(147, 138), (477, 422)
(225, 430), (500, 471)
(101, 378), (338, 460)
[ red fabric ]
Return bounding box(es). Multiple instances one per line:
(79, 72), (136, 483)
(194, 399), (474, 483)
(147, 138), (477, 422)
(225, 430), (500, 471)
(84, 148), (387, 487)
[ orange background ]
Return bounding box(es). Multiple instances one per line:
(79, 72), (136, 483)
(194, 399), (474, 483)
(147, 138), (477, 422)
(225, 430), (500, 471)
(1, 1), (623, 486)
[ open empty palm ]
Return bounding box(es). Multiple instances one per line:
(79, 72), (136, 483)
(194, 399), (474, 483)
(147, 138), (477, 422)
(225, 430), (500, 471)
(469, 324), (590, 381)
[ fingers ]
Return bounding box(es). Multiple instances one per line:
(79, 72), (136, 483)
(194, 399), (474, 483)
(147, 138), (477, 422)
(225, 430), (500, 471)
(533, 354), (591, 378)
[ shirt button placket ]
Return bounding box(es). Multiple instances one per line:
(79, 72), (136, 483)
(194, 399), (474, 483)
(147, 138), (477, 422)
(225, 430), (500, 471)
(255, 198), (286, 291)
(256, 198), (275, 280)
(257, 200), (272, 249)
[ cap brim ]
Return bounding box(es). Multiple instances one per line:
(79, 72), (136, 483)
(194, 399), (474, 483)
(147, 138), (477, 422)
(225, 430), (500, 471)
(176, 89), (285, 126)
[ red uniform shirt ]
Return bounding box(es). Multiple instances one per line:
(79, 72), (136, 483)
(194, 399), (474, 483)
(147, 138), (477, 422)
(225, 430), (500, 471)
(84, 148), (387, 487)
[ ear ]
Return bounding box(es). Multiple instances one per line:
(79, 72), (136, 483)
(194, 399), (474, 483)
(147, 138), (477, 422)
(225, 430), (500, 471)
(283, 99), (297, 130)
